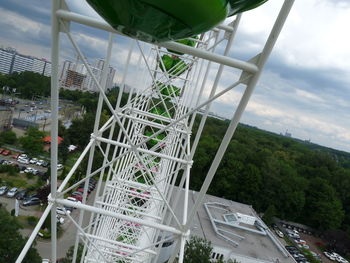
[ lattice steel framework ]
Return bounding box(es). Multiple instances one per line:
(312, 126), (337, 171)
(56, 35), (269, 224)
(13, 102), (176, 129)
(16, 1), (294, 262)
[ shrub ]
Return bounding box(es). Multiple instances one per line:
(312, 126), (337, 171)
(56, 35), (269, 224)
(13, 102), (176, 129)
(27, 216), (38, 226)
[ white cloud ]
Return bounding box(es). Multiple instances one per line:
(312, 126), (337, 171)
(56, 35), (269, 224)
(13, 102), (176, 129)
(0, 7), (50, 37)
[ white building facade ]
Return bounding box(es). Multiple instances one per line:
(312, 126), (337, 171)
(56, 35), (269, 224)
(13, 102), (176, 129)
(0, 47), (51, 76)
(0, 49), (15, 75)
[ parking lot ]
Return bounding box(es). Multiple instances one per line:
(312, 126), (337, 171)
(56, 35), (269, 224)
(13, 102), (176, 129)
(276, 222), (349, 263)
(0, 176), (99, 259)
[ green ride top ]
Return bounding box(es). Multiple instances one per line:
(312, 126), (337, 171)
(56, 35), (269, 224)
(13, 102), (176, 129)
(87, 0), (269, 43)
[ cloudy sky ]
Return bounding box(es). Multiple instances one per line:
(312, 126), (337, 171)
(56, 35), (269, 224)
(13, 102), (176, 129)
(1, 0), (350, 152)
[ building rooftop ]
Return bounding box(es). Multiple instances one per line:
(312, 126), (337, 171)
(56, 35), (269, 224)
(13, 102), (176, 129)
(169, 187), (295, 263)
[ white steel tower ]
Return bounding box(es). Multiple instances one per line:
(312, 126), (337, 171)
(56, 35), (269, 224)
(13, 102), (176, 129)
(17, 1), (294, 262)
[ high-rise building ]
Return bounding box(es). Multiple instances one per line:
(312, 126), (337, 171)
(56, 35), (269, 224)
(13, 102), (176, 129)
(32, 58), (46, 75)
(94, 59), (116, 91)
(59, 60), (86, 90)
(43, 60), (51, 77)
(0, 46), (51, 76)
(59, 59), (116, 92)
(11, 54), (34, 74)
(0, 49), (15, 75)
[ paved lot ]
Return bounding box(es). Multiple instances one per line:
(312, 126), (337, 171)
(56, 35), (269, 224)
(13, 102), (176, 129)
(299, 233), (333, 263)
(0, 184), (97, 260)
(0, 155), (48, 173)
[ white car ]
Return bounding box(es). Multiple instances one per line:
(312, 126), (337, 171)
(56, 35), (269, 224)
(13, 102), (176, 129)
(275, 229), (284, 238)
(29, 158), (38, 164)
(6, 187), (18, 198)
(24, 167), (37, 174)
(36, 160), (44, 166)
(18, 158), (29, 164)
(57, 164), (63, 170)
(56, 215), (65, 224)
(66, 196), (81, 205)
(324, 252), (336, 261)
(19, 154), (27, 159)
(56, 207), (71, 216)
(42, 259), (50, 263)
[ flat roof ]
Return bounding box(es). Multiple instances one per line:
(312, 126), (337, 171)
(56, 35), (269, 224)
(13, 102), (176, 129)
(169, 187), (295, 263)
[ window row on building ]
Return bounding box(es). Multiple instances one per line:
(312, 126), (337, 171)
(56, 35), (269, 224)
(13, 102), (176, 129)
(0, 47), (51, 77)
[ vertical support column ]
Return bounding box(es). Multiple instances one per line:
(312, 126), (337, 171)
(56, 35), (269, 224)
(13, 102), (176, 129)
(72, 33), (114, 263)
(50, 0), (61, 262)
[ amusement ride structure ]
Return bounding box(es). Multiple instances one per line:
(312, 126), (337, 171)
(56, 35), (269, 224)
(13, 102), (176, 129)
(17, 0), (294, 262)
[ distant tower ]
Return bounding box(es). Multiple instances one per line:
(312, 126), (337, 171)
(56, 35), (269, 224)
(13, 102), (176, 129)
(285, 129), (292, 138)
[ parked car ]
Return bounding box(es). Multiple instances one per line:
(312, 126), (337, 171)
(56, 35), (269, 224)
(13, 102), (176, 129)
(296, 239), (307, 245)
(77, 187), (91, 194)
(275, 229), (284, 238)
(57, 164), (63, 170)
(56, 215), (65, 224)
(24, 167), (38, 174)
(288, 233), (300, 239)
(71, 191), (83, 196)
(297, 244), (309, 249)
(29, 158), (38, 164)
(324, 252), (336, 261)
(18, 158), (29, 164)
(19, 154), (28, 159)
(0, 159), (5, 164)
(0, 148), (4, 154)
(66, 196), (81, 207)
(70, 193), (83, 201)
(23, 197), (41, 206)
(41, 161), (49, 167)
(63, 206), (73, 213)
(2, 150), (11, 156)
(6, 187), (18, 198)
(0, 186), (8, 195)
(79, 183), (95, 191)
(11, 154), (20, 159)
(36, 160), (44, 166)
(16, 189), (28, 200)
(56, 207), (71, 215)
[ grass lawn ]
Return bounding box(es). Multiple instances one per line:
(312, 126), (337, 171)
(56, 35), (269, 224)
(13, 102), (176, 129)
(65, 151), (82, 169)
(0, 172), (35, 188)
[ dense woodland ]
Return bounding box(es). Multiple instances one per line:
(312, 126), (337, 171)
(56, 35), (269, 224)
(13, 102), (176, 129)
(191, 118), (350, 233)
(2, 72), (350, 237)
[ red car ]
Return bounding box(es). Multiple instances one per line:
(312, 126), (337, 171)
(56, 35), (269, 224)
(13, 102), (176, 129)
(77, 187), (91, 194)
(70, 194), (83, 201)
(0, 148), (4, 154)
(2, 150), (11, 156)
(11, 154), (19, 159)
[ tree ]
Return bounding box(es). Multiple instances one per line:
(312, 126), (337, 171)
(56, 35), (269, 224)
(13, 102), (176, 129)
(61, 243), (84, 263)
(304, 178), (344, 230)
(184, 236), (213, 263)
(18, 127), (45, 155)
(263, 204), (277, 226)
(19, 136), (43, 155)
(1, 130), (17, 144)
(0, 207), (41, 262)
(37, 185), (51, 204)
(26, 127), (45, 140)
